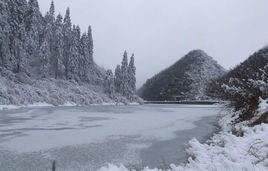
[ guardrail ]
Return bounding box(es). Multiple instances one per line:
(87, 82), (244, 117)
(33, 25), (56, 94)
(144, 101), (219, 105)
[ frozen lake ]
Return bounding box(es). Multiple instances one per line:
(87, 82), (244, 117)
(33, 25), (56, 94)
(0, 104), (222, 170)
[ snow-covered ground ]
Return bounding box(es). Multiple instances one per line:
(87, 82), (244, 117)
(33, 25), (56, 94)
(0, 102), (55, 110)
(0, 104), (221, 170)
(99, 111), (268, 171)
(0, 74), (142, 107)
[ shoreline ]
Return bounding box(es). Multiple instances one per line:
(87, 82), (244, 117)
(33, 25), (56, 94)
(137, 114), (220, 170)
(99, 110), (268, 171)
(0, 102), (142, 111)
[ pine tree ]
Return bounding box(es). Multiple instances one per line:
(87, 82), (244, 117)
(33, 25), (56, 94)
(44, 0), (55, 77)
(73, 25), (84, 80)
(49, 0), (55, 16)
(113, 51), (137, 99)
(80, 33), (89, 80)
(87, 26), (94, 64)
(104, 69), (115, 98)
(128, 53), (136, 98)
(25, 0), (43, 35)
(68, 25), (80, 80)
(44, 1), (55, 36)
(63, 7), (72, 79)
(15, 27), (28, 73)
(0, 0), (11, 68)
(121, 51), (129, 96)
(25, 0), (43, 75)
(52, 14), (64, 79)
(114, 65), (122, 93)
(7, 0), (28, 73)
(121, 51), (128, 71)
(45, 0), (55, 33)
(39, 39), (50, 78)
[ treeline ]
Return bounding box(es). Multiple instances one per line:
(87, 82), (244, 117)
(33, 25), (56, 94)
(0, 0), (93, 81)
(207, 47), (268, 125)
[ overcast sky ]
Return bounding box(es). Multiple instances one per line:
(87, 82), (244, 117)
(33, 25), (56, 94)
(38, 0), (268, 87)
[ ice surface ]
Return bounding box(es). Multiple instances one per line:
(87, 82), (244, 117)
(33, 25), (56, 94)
(0, 105), (220, 152)
(0, 104), (221, 170)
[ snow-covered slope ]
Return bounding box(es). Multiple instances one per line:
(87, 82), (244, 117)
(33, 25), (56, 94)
(138, 50), (226, 101)
(0, 67), (141, 106)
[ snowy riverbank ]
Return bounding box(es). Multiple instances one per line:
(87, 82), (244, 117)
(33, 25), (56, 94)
(0, 102), (72, 110)
(0, 71), (142, 108)
(99, 111), (268, 171)
(0, 101), (141, 111)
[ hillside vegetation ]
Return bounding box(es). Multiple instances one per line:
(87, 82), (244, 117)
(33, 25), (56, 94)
(138, 50), (225, 101)
(207, 46), (268, 125)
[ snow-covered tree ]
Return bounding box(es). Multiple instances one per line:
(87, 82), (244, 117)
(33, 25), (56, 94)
(14, 33), (28, 73)
(0, 0), (11, 68)
(72, 25), (85, 80)
(63, 7), (72, 79)
(25, 0), (45, 76)
(114, 65), (122, 93)
(44, 1), (55, 34)
(127, 53), (136, 98)
(52, 14), (64, 79)
(121, 51), (129, 96)
(39, 39), (50, 78)
(114, 51), (137, 99)
(25, 0), (43, 32)
(68, 25), (80, 80)
(7, 0), (28, 73)
(104, 69), (115, 98)
(87, 26), (94, 64)
(43, 1), (55, 77)
(79, 33), (88, 80)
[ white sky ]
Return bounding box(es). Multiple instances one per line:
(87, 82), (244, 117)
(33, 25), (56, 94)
(38, 0), (268, 87)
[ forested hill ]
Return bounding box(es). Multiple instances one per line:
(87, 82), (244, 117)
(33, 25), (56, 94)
(209, 46), (268, 89)
(138, 50), (226, 101)
(207, 46), (268, 124)
(0, 0), (140, 105)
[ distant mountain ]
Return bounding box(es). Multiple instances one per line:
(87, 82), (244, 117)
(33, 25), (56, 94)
(138, 50), (226, 101)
